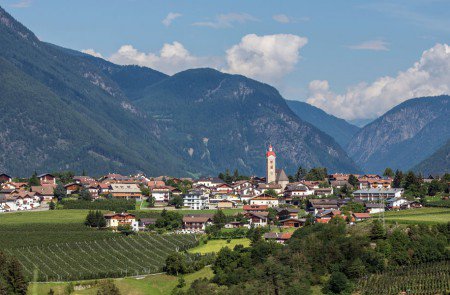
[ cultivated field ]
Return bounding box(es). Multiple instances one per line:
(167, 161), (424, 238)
(188, 238), (250, 254)
(358, 260), (450, 295)
(28, 266), (214, 295)
(381, 207), (450, 224)
(6, 233), (198, 281)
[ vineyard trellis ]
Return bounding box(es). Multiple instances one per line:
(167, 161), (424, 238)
(357, 260), (450, 295)
(5, 233), (199, 282)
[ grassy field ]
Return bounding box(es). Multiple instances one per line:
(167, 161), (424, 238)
(0, 209), (89, 225)
(28, 267), (214, 295)
(188, 238), (250, 254)
(380, 207), (450, 224)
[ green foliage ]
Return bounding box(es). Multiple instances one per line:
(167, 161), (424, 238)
(393, 170), (403, 188)
(53, 171), (75, 185)
(348, 174), (359, 187)
(341, 202), (365, 213)
(218, 169), (249, 184)
(370, 220), (386, 240)
(60, 199), (136, 212)
(264, 189), (278, 198)
(79, 188), (93, 201)
(155, 209), (183, 230)
(0, 251), (28, 295)
(169, 195), (184, 209)
(97, 280), (121, 295)
(212, 210), (227, 228)
(305, 167), (328, 181)
(324, 272), (351, 294)
(28, 172), (40, 186)
(117, 224), (134, 235)
(49, 201), (56, 210)
(147, 196), (156, 208)
(53, 183), (67, 201)
(295, 166), (308, 181)
(84, 210), (106, 228)
(165, 252), (214, 276)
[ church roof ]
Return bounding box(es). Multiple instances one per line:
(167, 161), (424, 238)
(266, 145), (276, 157)
(276, 169), (289, 182)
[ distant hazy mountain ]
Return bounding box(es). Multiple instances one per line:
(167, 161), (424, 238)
(413, 140), (450, 175)
(286, 100), (360, 148)
(0, 6), (360, 176)
(347, 95), (450, 173)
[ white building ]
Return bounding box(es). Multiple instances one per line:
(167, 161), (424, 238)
(353, 188), (403, 201)
(250, 194), (279, 207)
(183, 190), (208, 210)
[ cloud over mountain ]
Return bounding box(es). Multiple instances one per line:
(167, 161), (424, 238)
(307, 43), (450, 120)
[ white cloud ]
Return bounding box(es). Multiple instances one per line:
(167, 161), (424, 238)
(348, 40), (389, 51)
(225, 34), (308, 84)
(273, 14), (291, 23)
(192, 13), (258, 29)
(108, 42), (221, 75)
(82, 49), (104, 58)
(272, 14), (309, 24)
(307, 43), (450, 120)
(162, 12), (182, 27)
(10, 0), (32, 8)
(84, 33), (308, 84)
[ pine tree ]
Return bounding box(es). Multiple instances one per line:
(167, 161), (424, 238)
(28, 171), (40, 186)
(393, 170), (403, 188)
(383, 167), (394, 178)
(6, 258), (28, 295)
(295, 166), (307, 181)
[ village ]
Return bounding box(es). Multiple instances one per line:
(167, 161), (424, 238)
(1, 145), (438, 242)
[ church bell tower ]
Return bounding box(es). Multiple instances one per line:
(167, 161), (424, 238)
(266, 145), (276, 184)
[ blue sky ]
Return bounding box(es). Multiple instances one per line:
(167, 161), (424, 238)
(1, 0), (449, 121)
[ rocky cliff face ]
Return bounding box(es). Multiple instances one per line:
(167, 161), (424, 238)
(347, 95), (450, 173)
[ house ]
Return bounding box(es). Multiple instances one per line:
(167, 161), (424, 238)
(273, 208), (299, 220)
(284, 184), (314, 199)
(352, 213), (371, 222)
(31, 186), (54, 202)
(38, 173), (56, 185)
(217, 200), (236, 209)
(216, 183), (233, 194)
(194, 177), (225, 188)
(263, 232), (293, 244)
(64, 183), (83, 194)
(386, 198), (409, 209)
(73, 176), (96, 185)
(0, 173), (12, 183)
(182, 215), (213, 232)
(139, 218), (157, 229)
(243, 204), (268, 213)
(224, 221), (248, 229)
(315, 210), (344, 223)
(109, 183), (142, 199)
(246, 212), (269, 227)
(279, 218), (306, 228)
(151, 187), (171, 202)
(104, 213), (139, 231)
(183, 190), (208, 210)
(314, 187), (334, 196)
(365, 203), (385, 214)
(308, 199), (339, 214)
(353, 188), (403, 201)
(258, 183), (283, 194)
(358, 178), (392, 189)
(147, 180), (166, 189)
(250, 194), (279, 207)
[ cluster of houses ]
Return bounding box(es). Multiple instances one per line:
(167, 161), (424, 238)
(0, 146), (422, 217)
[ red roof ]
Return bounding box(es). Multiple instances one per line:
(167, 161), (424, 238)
(266, 145), (276, 157)
(353, 213), (371, 219)
(243, 205), (268, 211)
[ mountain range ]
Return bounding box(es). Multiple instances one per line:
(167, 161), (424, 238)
(286, 100), (360, 148)
(0, 6), (360, 177)
(347, 95), (450, 173)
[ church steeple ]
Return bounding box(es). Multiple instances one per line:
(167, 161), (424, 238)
(266, 145), (276, 184)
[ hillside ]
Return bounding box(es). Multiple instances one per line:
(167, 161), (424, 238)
(0, 6), (195, 176)
(347, 95), (450, 173)
(286, 100), (359, 148)
(413, 140), (450, 175)
(134, 68), (361, 175)
(0, 6), (360, 176)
